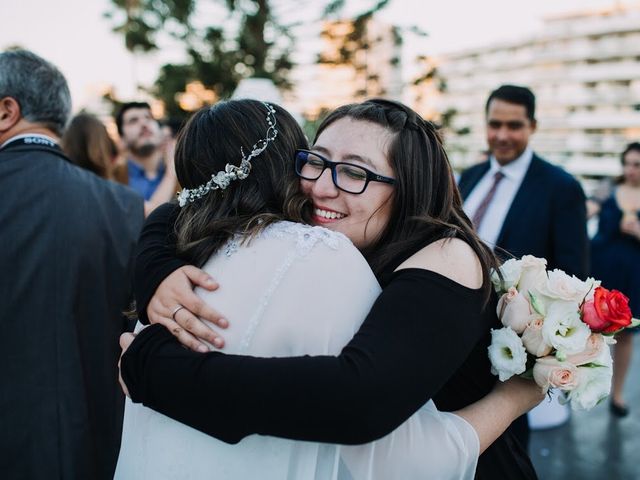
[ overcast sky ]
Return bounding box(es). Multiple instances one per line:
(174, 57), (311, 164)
(1, 0), (630, 109)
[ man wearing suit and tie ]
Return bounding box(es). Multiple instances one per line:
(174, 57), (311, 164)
(0, 50), (144, 479)
(458, 84), (589, 449)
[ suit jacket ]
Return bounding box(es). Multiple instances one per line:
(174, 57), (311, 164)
(0, 139), (144, 479)
(458, 153), (589, 278)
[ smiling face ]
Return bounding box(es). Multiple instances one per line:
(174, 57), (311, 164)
(486, 99), (536, 166)
(302, 117), (396, 249)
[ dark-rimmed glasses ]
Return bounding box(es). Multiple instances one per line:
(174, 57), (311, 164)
(294, 149), (396, 194)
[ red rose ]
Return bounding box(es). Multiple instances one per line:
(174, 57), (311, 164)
(581, 286), (632, 334)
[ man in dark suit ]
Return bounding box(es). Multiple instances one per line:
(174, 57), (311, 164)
(458, 84), (589, 449)
(0, 50), (144, 479)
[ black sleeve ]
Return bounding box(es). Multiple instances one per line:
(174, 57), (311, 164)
(121, 269), (488, 444)
(134, 202), (185, 324)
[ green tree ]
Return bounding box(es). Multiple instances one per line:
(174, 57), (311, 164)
(317, 0), (396, 98)
(106, 0), (290, 117)
(106, 0), (393, 118)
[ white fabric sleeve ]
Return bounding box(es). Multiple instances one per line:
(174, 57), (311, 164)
(340, 401), (479, 480)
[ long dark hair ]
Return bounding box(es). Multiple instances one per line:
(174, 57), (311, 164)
(315, 99), (500, 304)
(174, 99), (311, 266)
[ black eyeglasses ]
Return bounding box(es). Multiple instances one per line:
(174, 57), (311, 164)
(294, 149), (396, 194)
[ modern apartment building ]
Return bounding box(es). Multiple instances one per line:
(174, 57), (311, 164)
(432, 4), (640, 178)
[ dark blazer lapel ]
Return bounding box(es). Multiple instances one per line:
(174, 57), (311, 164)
(459, 161), (491, 199)
(495, 155), (544, 247)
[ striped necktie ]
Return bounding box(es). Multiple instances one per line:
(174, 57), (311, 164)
(471, 171), (505, 230)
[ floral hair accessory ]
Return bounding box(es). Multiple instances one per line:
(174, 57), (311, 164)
(177, 101), (278, 207)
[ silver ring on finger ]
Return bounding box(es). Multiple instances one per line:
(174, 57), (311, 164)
(171, 304), (186, 321)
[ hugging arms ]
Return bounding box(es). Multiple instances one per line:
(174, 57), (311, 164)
(121, 203), (541, 451)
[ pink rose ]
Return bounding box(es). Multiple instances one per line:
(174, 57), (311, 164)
(532, 356), (580, 393)
(565, 333), (604, 366)
(521, 316), (552, 357)
(497, 287), (532, 334)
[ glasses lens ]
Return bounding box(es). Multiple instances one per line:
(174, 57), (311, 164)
(295, 151), (370, 194)
(296, 151), (325, 180)
(335, 163), (367, 193)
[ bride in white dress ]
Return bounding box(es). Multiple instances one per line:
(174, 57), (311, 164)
(115, 100), (539, 479)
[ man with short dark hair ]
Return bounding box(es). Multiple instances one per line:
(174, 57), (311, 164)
(116, 102), (175, 200)
(458, 84), (589, 450)
(0, 49), (144, 479)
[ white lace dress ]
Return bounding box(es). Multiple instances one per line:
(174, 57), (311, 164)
(115, 221), (479, 480)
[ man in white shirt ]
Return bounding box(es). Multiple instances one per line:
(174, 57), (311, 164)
(458, 84), (589, 450)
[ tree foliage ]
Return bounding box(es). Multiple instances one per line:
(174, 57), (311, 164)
(107, 0), (292, 117)
(107, 0), (394, 118)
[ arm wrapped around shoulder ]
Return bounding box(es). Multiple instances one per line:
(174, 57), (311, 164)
(121, 268), (490, 445)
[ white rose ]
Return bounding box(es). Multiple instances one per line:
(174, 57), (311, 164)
(582, 277), (602, 302)
(488, 327), (528, 381)
(542, 300), (591, 356)
(565, 364), (612, 410)
(517, 255), (548, 298)
(540, 269), (594, 304)
(492, 258), (522, 293)
(565, 333), (605, 366)
(593, 341), (613, 368)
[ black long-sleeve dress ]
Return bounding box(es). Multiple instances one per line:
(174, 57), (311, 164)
(122, 203), (537, 479)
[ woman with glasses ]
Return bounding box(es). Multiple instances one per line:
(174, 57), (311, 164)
(119, 99), (540, 479)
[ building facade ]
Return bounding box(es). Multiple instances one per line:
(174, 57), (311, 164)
(433, 4), (640, 178)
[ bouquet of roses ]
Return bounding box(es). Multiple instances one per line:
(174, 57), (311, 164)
(488, 255), (639, 410)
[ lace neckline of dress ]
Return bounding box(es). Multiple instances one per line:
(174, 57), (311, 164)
(223, 221), (352, 259)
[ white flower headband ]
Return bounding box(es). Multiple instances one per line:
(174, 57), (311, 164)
(177, 101), (279, 207)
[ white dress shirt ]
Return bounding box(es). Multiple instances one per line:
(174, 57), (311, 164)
(463, 148), (533, 248)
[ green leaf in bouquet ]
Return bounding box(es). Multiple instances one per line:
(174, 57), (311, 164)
(579, 362), (608, 369)
(555, 350), (567, 362)
(519, 368), (534, 380)
(529, 292), (545, 316)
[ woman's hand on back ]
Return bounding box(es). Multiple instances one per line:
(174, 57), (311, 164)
(148, 265), (229, 352)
